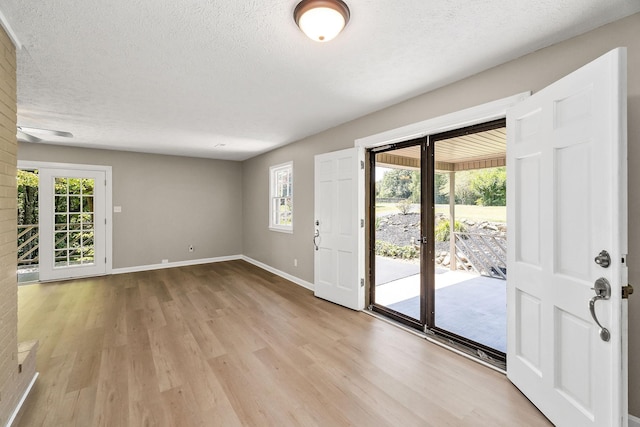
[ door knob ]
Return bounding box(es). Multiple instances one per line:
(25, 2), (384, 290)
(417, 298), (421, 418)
(594, 250), (611, 268)
(589, 277), (611, 342)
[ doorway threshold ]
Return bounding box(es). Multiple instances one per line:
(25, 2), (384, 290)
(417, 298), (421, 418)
(18, 268), (39, 285)
(362, 308), (506, 373)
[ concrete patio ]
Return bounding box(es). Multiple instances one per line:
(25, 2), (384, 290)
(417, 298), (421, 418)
(375, 256), (506, 352)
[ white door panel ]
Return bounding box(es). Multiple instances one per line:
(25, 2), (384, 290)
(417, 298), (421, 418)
(507, 48), (627, 426)
(314, 148), (364, 310)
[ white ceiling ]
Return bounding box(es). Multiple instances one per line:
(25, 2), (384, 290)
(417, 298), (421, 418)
(1, 1), (639, 161)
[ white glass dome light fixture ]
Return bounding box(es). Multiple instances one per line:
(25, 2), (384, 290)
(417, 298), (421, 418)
(294, 0), (350, 42)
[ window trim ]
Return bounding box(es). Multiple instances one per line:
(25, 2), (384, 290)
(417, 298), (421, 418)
(269, 161), (293, 233)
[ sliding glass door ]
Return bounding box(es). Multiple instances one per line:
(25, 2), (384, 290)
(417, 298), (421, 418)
(369, 120), (507, 363)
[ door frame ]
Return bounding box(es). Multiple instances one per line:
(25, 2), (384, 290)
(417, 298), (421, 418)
(356, 93), (529, 366)
(366, 119), (508, 362)
(356, 92), (529, 292)
(368, 137), (427, 330)
(17, 161), (113, 277)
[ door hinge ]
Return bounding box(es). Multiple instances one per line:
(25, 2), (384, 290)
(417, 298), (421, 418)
(360, 278), (364, 288)
(105, 218), (107, 224)
(360, 160), (364, 170)
(622, 284), (634, 299)
(360, 219), (364, 228)
(105, 257), (107, 264)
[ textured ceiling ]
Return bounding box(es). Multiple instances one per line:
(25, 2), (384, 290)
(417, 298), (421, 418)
(1, 1), (639, 161)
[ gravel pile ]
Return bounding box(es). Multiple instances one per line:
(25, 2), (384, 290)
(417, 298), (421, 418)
(375, 212), (507, 275)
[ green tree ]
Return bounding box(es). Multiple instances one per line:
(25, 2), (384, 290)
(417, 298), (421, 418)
(438, 170), (478, 205)
(378, 168), (415, 199)
(17, 170), (39, 266)
(453, 171), (479, 205)
(470, 167), (506, 206)
(438, 168), (506, 206)
(408, 170), (420, 203)
(17, 170), (38, 225)
(434, 173), (449, 204)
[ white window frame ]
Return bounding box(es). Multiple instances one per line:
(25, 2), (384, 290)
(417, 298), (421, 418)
(269, 161), (293, 233)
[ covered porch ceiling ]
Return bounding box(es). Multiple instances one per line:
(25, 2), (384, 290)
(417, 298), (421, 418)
(376, 127), (506, 172)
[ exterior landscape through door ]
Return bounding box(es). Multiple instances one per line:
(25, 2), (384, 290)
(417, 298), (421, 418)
(39, 168), (107, 281)
(507, 48), (628, 426)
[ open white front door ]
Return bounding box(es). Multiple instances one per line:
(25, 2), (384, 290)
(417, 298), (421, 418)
(314, 148), (364, 310)
(507, 48), (628, 426)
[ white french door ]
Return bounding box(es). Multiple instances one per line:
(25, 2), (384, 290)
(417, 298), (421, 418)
(39, 168), (108, 281)
(314, 148), (364, 310)
(507, 48), (628, 426)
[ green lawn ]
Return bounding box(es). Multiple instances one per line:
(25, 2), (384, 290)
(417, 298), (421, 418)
(375, 202), (506, 223)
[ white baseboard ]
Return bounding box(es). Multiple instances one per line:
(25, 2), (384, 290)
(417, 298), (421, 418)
(6, 372), (38, 427)
(111, 255), (315, 293)
(112, 255), (243, 275)
(630, 414), (640, 427)
(241, 256), (314, 291)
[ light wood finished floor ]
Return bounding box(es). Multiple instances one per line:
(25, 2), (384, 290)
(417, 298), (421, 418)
(16, 260), (551, 426)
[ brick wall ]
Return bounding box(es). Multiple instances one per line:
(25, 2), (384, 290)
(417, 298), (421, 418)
(0, 24), (19, 427)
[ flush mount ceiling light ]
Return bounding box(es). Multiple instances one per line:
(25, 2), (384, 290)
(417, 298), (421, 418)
(294, 0), (350, 42)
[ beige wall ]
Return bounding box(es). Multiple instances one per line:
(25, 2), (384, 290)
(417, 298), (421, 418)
(242, 13), (640, 416)
(0, 24), (20, 426)
(18, 143), (244, 269)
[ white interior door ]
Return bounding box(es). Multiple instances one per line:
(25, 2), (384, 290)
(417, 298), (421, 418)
(314, 148), (364, 310)
(507, 48), (628, 426)
(39, 168), (107, 281)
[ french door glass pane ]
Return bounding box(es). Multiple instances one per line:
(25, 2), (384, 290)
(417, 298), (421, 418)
(433, 135), (507, 354)
(373, 146), (421, 321)
(53, 177), (97, 268)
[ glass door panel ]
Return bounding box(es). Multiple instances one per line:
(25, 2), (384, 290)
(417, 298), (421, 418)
(369, 121), (507, 362)
(39, 168), (106, 281)
(370, 140), (424, 327)
(54, 177), (96, 268)
(17, 168), (40, 283)
(430, 122), (507, 360)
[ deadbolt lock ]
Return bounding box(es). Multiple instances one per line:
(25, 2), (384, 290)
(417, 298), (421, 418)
(594, 250), (611, 268)
(623, 284), (634, 299)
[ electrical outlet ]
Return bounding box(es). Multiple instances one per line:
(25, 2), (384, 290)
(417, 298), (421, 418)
(189, 245), (194, 252)
(162, 259), (169, 264)
(294, 258), (298, 267)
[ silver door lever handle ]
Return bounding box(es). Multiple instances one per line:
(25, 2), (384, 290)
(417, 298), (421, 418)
(313, 229), (319, 251)
(589, 277), (611, 342)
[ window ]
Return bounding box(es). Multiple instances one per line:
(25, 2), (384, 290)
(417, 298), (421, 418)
(269, 162), (293, 232)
